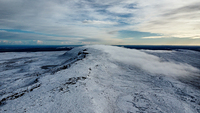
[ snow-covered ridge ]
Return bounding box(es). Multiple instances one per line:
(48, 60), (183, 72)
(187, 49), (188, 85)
(0, 45), (200, 113)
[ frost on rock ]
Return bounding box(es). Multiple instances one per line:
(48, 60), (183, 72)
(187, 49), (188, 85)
(0, 45), (200, 113)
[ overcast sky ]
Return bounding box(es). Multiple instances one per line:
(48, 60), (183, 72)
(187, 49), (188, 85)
(0, 0), (200, 45)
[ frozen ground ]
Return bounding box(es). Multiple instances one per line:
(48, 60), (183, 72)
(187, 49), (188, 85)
(0, 45), (200, 113)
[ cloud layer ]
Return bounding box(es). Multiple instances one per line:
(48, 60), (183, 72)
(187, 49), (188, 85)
(0, 0), (200, 45)
(92, 45), (199, 77)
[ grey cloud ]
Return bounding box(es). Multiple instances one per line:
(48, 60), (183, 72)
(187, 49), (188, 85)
(0, 0), (117, 37)
(145, 12), (200, 27)
(82, 20), (91, 23)
(137, 1), (200, 39)
(163, 2), (200, 16)
(124, 3), (138, 9)
(108, 31), (118, 34)
(0, 31), (74, 41)
(1, 0), (199, 44)
(80, 38), (102, 42)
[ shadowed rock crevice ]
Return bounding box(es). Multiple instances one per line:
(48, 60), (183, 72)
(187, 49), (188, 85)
(50, 76), (87, 93)
(51, 50), (89, 74)
(41, 65), (58, 70)
(65, 77), (87, 85)
(0, 83), (41, 106)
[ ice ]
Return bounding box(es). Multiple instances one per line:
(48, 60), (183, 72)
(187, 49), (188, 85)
(0, 45), (200, 113)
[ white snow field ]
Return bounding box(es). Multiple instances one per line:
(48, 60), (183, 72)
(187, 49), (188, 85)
(0, 45), (200, 113)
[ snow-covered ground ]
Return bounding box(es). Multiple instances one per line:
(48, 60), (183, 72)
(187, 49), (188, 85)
(0, 45), (200, 113)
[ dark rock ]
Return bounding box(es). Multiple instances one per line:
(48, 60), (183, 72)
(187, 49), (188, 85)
(82, 77), (86, 80)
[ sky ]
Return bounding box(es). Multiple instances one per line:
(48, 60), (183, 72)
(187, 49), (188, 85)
(0, 0), (200, 45)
